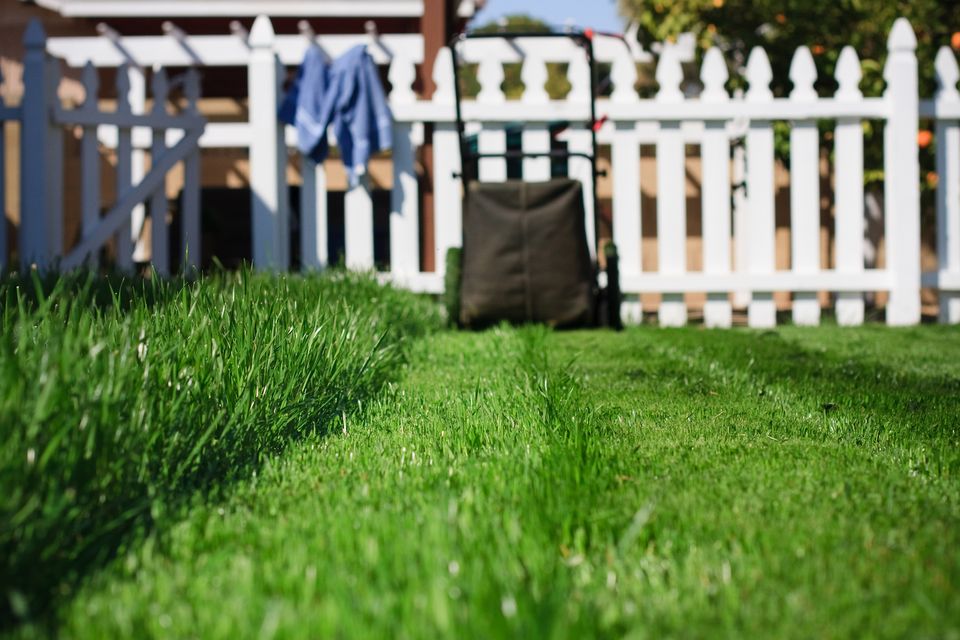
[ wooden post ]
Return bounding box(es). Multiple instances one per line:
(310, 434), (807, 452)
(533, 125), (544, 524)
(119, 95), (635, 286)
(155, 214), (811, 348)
(248, 15), (289, 271)
(883, 18), (920, 326)
(419, 0), (453, 272)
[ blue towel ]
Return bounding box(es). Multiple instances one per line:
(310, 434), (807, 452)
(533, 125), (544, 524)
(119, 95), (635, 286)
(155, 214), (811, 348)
(279, 44), (393, 187)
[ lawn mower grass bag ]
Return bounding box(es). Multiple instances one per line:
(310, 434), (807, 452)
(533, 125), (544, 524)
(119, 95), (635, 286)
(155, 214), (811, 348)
(458, 177), (595, 328)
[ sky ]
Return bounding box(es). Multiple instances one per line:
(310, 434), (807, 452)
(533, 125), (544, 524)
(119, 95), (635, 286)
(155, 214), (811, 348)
(469, 0), (626, 34)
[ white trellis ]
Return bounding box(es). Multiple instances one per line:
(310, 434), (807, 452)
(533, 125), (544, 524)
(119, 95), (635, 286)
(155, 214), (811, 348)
(2, 16), (959, 326)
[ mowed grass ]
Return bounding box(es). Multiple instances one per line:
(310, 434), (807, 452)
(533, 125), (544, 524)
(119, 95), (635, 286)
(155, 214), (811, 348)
(0, 271), (440, 628)
(38, 322), (960, 639)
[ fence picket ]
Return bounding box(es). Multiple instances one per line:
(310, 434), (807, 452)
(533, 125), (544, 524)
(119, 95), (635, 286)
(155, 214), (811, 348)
(612, 122), (642, 323)
(655, 49), (688, 326)
(127, 65), (149, 263)
(477, 57), (505, 105)
(609, 46), (638, 105)
(789, 46), (821, 325)
(300, 156), (328, 270)
(391, 122), (419, 275)
(181, 67), (201, 270)
(431, 48), (462, 277)
(114, 64), (134, 270)
(387, 56), (416, 104)
(521, 126), (550, 181)
(478, 126), (506, 182)
(345, 175), (374, 269)
(520, 54), (549, 105)
(883, 18), (921, 325)
(48, 58), (65, 262)
(567, 129), (597, 261)
(935, 46), (960, 323)
(610, 43), (643, 322)
(80, 62), (100, 258)
(150, 67), (170, 276)
(700, 47), (732, 328)
(746, 47), (777, 328)
(834, 46), (866, 325)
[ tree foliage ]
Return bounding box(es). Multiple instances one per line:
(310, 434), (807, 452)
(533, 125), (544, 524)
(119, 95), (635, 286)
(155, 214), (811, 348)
(618, 0), (960, 96)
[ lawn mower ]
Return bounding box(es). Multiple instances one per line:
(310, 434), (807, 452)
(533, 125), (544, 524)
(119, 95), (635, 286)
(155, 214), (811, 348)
(443, 28), (622, 330)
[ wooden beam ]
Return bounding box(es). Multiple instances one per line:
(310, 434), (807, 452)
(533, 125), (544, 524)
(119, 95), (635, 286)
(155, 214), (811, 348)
(418, 0), (452, 272)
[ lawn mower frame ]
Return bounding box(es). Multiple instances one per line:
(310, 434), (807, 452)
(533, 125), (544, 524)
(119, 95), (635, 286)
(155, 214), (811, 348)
(444, 29), (622, 330)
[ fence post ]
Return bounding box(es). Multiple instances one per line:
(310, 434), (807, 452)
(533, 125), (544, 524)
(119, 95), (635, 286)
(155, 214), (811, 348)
(19, 19), (54, 269)
(248, 15), (288, 271)
(883, 18), (921, 325)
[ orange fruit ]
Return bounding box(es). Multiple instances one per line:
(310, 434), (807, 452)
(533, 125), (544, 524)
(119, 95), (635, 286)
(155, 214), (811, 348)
(918, 130), (933, 148)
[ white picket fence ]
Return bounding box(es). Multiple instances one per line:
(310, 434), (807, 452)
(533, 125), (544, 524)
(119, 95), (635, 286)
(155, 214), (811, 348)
(1, 20), (205, 275)
(2, 16), (960, 326)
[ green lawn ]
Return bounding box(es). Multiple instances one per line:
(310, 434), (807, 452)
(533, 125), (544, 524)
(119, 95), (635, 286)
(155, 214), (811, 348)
(4, 276), (959, 638)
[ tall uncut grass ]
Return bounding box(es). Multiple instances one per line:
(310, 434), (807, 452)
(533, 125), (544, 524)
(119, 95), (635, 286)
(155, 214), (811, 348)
(0, 270), (439, 626)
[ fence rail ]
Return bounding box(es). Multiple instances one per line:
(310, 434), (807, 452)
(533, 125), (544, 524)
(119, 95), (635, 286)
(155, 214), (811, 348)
(1, 16), (959, 326)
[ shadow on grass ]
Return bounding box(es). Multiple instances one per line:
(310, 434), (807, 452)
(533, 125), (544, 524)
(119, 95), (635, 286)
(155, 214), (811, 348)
(0, 268), (195, 318)
(0, 269), (437, 634)
(570, 326), (960, 451)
